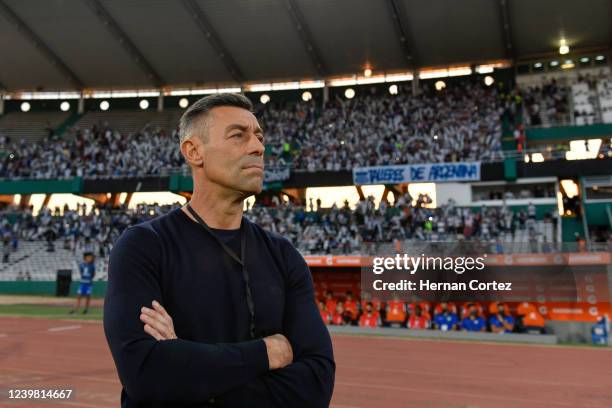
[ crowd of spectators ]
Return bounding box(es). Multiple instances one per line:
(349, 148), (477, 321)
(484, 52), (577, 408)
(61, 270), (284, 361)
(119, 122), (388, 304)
(519, 70), (612, 127)
(248, 195), (554, 255)
(0, 202), (180, 262)
(0, 125), (183, 179)
(317, 290), (546, 334)
(521, 78), (570, 127)
(0, 78), (505, 178)
(0, 192), (556, 266)
(260, 79), (504, 171)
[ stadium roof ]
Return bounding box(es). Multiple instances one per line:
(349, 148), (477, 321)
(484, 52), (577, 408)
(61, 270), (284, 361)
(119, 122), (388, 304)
(0, 0), (610, 92)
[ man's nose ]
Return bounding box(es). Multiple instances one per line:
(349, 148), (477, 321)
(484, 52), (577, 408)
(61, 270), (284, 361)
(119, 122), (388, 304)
(248, 133), (264, 156)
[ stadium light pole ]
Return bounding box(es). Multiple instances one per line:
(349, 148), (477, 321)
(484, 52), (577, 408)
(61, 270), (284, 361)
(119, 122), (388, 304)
(412, 70), (419, 96)
(322, 82), (329, 107)
(78, 93), (84, 115)
(497, 0), (515, 61)
(157, 94), (164, 112)
(579, 179), (592, 250)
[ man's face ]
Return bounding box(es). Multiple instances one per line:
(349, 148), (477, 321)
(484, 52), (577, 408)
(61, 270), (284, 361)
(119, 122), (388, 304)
(190, 106), (265, 196)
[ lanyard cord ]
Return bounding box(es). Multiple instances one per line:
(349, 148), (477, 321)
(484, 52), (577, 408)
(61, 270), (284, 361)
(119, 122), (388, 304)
(186, 204), (256, 339)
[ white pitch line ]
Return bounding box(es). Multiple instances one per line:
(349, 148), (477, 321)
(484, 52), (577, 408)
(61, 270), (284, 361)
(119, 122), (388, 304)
(48, 325), (82, 332)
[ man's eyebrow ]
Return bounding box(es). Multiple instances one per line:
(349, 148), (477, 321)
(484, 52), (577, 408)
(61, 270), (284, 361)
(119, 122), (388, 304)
(224, 123), (247, 133)
(224, 123), (264, 134)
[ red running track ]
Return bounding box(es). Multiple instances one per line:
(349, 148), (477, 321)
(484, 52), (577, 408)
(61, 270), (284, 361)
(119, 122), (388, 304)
(0, 316), (611, 408)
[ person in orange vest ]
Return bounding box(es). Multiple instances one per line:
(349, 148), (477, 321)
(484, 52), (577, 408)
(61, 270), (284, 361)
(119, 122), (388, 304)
(488, 301), (506, 316)
(521, 310), (546, 334)
(359, 302), (381, 328)
(324, 290), (337, 316)
(360, 291), (382, 317)
(331, 301), (349, 326)
(408, 306), (430, 329)
(343, 291), (359, 323)
(575, 233), (587, 252)
(318, 300), (331, 325)
(385, 296), (407, 328)
(408, 301), (432, 321)
(517, 301), (536, 317)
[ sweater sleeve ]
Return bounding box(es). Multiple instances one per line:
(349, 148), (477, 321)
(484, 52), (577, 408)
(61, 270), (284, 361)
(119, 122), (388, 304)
(103, 225), (269, 404)
(224, 239), (335, 407)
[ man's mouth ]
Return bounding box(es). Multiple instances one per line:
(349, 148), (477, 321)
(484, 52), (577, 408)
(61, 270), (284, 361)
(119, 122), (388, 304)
(243, 164), (264, 171)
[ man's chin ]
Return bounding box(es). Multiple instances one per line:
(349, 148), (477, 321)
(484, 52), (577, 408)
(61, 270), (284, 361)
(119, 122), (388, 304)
(239, 180), (264, 197)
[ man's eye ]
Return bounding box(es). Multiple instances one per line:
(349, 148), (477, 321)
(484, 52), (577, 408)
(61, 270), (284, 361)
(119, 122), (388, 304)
(231, 133), (242, 138)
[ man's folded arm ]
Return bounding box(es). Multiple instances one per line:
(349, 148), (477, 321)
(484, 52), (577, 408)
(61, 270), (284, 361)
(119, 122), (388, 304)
(103, 226), (269, 404)
(222, 240), (336, 407)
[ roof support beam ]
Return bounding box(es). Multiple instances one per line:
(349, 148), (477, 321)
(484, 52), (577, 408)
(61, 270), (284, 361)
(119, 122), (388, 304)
(498, 0), (515, 60)
(182, 0), (245, 84)
(282, 0), (328, 77)
(0, 0), (84, 89)
(385, 0), (416, 68)
(85, 0), (165, 87)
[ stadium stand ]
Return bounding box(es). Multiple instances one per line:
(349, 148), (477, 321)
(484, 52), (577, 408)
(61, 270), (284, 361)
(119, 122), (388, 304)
(0, 77), (506, 177)
(74, 109), (182, 137)
(6, 70), (612, 181)
(0, 111), (70, 145)
(519, 68), (611, 127)
(597, 77), (612, 123)
(0, 193), (564, 284)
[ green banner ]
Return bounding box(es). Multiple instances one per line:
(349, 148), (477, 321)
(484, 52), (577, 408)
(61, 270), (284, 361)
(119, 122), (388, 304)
(0, 177), (83, 194)
(526, 124), (612, 142)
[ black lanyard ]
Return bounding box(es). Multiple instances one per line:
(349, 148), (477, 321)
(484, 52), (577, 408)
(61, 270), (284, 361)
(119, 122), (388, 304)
(186, 204), (256, 339)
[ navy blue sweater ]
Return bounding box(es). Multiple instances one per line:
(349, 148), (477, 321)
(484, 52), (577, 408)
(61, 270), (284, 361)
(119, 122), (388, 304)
(103, 208), (335, 407)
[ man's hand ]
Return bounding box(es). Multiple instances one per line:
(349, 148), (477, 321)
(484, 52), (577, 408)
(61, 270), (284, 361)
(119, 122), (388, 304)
(263, 334), (293, 370)
(139, 301), (293, 370)
(140, 300), (177, 341)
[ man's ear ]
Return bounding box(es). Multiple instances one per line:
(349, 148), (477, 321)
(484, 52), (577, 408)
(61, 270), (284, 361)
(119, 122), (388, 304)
(180, 137), (204, 167)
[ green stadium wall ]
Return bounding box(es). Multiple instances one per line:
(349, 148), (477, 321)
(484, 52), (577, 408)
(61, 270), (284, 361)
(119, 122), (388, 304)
(526, 124), (612, 142)
(0, 178), (83, 194)
(0, 281), (107, 298)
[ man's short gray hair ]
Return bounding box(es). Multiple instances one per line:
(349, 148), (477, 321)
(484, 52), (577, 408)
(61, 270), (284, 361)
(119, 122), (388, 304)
(178, 93), (254, 143)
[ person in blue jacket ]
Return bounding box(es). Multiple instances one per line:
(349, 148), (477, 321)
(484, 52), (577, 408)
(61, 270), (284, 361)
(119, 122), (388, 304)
(433, 302), (458, 331)
(461, 309), (486, 332)
(591, 316), (609, 345)
(489, 304), (515, 333)
(69, 252), (95, 314)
